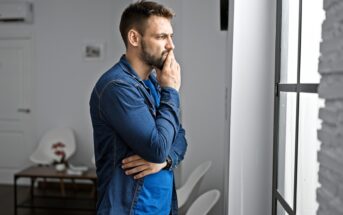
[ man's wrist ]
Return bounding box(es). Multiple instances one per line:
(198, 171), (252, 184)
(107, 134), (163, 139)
(163, 157), (172, 170)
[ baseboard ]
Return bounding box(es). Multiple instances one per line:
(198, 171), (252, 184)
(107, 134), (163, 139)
(0, 167), (31, 185)
(0, 168), (19, 184)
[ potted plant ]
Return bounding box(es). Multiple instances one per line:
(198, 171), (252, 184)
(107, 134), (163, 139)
(51, 142), (68, 171)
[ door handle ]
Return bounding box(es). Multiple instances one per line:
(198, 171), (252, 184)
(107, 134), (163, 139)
(17, 108), (31, 113)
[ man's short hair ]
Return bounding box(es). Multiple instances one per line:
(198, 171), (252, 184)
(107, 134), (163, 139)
(119, 0), (175, 48)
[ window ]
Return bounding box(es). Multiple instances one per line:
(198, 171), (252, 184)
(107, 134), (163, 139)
(272, 0), (325, 214)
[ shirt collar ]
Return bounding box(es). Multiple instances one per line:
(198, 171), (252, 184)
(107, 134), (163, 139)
(119, 55), (142, 81)
(119, 55), (159, 91)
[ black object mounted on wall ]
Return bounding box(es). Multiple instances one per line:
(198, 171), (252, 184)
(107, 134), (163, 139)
(220, 0), (228, 30)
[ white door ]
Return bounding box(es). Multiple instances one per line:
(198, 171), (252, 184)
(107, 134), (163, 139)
(0, 38), (33, 183)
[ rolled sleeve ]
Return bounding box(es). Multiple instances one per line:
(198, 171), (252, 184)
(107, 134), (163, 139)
(166, 126), (188, 170)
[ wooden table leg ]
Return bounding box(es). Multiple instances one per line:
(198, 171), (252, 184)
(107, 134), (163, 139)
(59, 178), (65, 196)
(14, 176), (18, 215)
(30, 177), (35, 199)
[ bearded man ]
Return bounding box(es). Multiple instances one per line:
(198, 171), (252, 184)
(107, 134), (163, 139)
(89, 1), (187, 215)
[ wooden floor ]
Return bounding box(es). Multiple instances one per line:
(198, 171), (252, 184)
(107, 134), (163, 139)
(0, 184), (96, 215)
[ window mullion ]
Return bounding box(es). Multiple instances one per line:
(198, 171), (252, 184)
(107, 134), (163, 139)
(293, 0), (303, 212)
(272, 0), (283, 213)
(293, 90), (300, 213)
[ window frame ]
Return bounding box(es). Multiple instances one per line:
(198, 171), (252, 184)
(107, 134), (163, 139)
(271, 0), (319, 214)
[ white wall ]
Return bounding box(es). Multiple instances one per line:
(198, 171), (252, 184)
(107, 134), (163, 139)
(0, 0), (128, 172)
(228, 0), (275, 214)
(32, 0), (128, 166)
(177, 0), (227, 214)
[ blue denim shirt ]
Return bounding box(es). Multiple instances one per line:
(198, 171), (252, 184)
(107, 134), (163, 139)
(89, 55), (188, 215)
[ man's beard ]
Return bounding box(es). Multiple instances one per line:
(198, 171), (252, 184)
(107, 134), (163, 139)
(140, 40), (167, 70)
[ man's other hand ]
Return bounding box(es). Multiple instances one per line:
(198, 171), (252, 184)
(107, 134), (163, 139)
(122, 155), (167, 179)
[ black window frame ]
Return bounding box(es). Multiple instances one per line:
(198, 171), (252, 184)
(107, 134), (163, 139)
(271, 0), (320, 214)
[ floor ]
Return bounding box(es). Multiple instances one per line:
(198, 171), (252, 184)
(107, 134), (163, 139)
(0, 184), (96, 215)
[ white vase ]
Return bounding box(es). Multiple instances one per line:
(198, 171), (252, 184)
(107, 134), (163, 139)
(55, 163), (66, 171)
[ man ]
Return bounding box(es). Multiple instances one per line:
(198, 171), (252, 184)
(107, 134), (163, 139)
(89, 1), (187, 214)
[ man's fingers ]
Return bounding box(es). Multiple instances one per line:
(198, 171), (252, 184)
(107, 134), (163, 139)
(124, 164), (149, 176)
(122, 155), (141, 164)
(158, 49), (180, 91)
(122, 155), (166, 179)
(132, 162), (165, 179)
(122, 159), (146, 169)
(163, 50), (174, 69)
(133, 170), (150, 179)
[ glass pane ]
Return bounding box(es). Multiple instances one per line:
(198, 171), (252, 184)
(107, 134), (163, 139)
(300, 0), (325, 83)
(296, 94), (323, 215)
(277, 92), (297, 208)
(277, 200), (290, 215)
(280, 0), (299, 83)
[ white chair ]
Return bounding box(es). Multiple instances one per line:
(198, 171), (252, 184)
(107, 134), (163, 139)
(177, 161), (212, 210)
(30, 127), (76, 165)
(186, 189), (220, 215)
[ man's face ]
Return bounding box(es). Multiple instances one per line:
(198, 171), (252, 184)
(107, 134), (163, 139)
(139, 16), (175, 70)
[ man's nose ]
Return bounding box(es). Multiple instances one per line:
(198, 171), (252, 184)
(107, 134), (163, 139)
(166, 37), (175, 50)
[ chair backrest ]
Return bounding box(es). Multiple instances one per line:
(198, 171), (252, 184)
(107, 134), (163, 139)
(177, 160), (212, 208)
(30, 127), (76, 165)
(185, 189), (221, 215)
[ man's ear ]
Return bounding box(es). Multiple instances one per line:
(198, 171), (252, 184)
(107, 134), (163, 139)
(128, 29), (140, 47)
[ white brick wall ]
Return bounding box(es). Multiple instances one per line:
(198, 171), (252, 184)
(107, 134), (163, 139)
(317, 0), (343, 214)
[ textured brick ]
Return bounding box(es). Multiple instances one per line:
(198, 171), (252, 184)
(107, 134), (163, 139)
(320, 37), (343, 55)
(311, 0), (343, 213)
(318, 149), (343, 176)
(318, 77), (343, 99)
(324, 0), (342, 11)
(319, 107), (339, 123)
(325, 100), (343, 114)
(318, 167), (338, 196)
